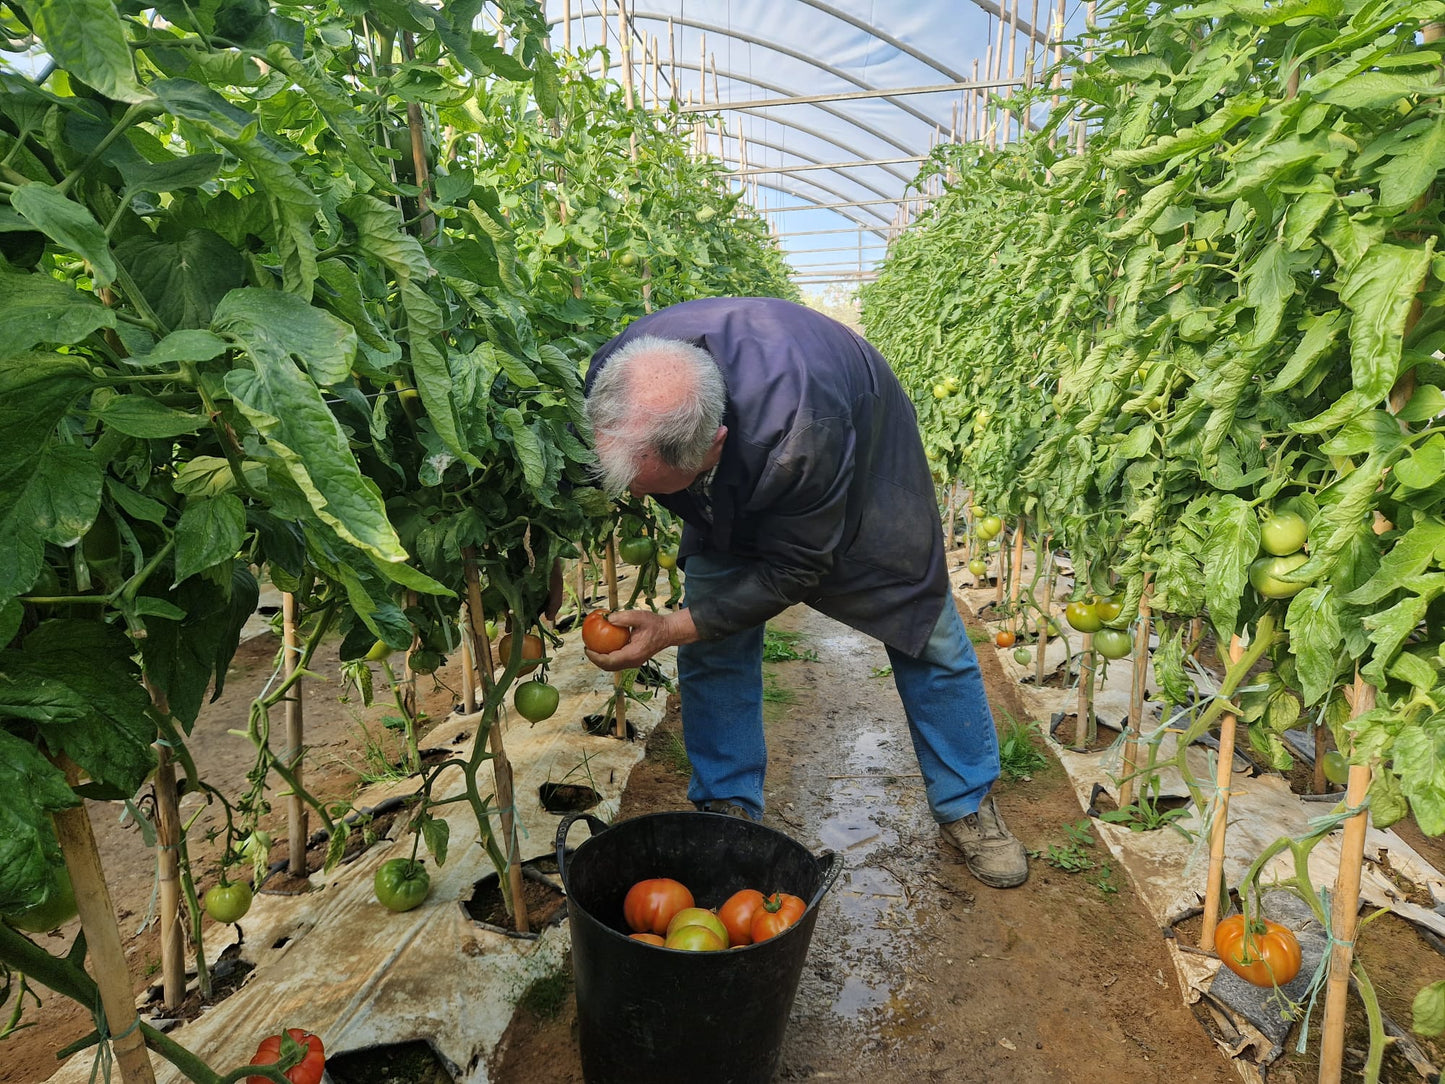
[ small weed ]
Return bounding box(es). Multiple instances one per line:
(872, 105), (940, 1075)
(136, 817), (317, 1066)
(1097, 778), (1195, 840)
(762, 672), (795, 705)
(998, 717), (1048, 781)
(1036, 819), (1097, 873)
(870, 665), (893, 679)
(517, 969), (570, 1020)
(966, 625), (992, 645)
(654, 730), (691, 775)
(763, 627), (818, 662)
(1089, 863), (1120, 896)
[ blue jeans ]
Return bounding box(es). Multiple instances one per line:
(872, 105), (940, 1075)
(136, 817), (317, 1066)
(676, 554), (1001, 823)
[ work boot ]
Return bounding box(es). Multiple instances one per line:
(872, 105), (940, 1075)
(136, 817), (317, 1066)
(693, 799), (755, 821)
(940, 795), (1028, 888)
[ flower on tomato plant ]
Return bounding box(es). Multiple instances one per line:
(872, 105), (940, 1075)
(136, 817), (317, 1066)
(247, 1028), (325, 1084)
(374, 858), (430, 913)
(1214, 914), (1302, 987)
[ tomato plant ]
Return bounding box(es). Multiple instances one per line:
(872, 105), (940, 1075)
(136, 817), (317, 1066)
(374, 859), (430, 913)
(1214, 915), (1302, 988)
(718, 888), (767, 947)
(204, 881), (253, 925)
(513, 680), (560, 723)
(623, 878), (694, 936)
(247, 1029), (325, 1084)
(581, 611), (631, 654)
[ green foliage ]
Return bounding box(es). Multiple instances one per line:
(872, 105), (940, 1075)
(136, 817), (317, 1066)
(0, 0), (796, 1045)
(997, 717), (1049, 781)
(863, 0), (1445, 840)
(762, 626), (819, 662)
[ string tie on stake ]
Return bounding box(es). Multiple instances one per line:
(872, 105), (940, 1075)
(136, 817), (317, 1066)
(1293, 888), (1352, 1054)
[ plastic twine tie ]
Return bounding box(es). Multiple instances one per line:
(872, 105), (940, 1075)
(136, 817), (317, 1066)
(1292, 887), (1355, 1054)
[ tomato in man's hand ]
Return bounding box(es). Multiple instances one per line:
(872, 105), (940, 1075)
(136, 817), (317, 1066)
(581, 610), (631, 654)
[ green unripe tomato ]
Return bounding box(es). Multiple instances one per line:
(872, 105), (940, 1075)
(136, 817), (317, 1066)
(374, 858), (430, 913)
(618, 536), (656, 566)
(364, 639), (394, 662)
(657, 547), (679, 570)
(968, 558), (988, 576)
(513, 679), (559, 722)
(1093, 627), (1133, 660)
(1260, 511), (1308, 557)
(4, 865), (78, 932)
(1065, 600), (1103, 634)
(204, 880), (253, 924)
(1249, 552), (1311, 599)
(932, 384), (949, 399)
(977, 516), (1004, 540)
(1322, 750), (1350, 786)
(1012, 647), (1031, 665)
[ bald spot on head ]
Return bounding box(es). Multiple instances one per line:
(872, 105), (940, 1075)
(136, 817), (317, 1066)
(626, 350), (701, 421)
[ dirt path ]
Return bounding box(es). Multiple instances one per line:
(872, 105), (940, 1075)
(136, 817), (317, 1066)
(493, 599), (1240, 1083)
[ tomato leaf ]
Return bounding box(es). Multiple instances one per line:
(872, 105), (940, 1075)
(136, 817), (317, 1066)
(1413, 981), (1445, 1037)
(10, 184), (118, 287)
(1339, 242), (1434, 403)
(224, 347), (405, 565)
(0, 621), (156, 795)
(94, 396), (206, 439)
(1284, 586), (1343, 705)
(1202, 496), (1260, 638)
(212, 287), (357, 387)
(28, 0), (149, 104)
(1392, 723), (1445, 835)
(0, 272), (117, 350)
(174, 495), (247, 583)
(115, 230), (245, 331)
(0, 730), (77, 914)
(421, 814), (450, 867)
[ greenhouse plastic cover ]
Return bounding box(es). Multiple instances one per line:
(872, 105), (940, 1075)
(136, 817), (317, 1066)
(543, 0), (1092, 285)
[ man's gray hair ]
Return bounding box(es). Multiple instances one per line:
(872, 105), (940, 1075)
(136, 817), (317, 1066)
(586, 335), (727, 496)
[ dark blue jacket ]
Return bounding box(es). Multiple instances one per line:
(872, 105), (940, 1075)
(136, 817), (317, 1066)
(586, 297), (947, 657)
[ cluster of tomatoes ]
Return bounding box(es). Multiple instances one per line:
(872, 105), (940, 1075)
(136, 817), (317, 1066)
(623, 877), (806, 951)
(1064, 595), (1134, 660)
(1249, 510), (1310, 600)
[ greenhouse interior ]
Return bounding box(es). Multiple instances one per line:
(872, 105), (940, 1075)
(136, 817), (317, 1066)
(0, 2), (1442, 1083)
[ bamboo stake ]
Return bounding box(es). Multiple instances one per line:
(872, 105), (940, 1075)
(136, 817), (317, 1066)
(1074, 1), (1096, 154)
(1313, 721), (1327, 794)
(1318, 674), (1376, 1084)
(1118, 577), (1153, 807)
(1077, 633), (1096, 747)
(460, 605), (477, 714)
(983, 43), (996, 149)
(53, 757), (157, 1082)
(1002, 0), (1020, 143)
(460, 550), (530, 934)
(968, 59), (980, 143)
(1025, 0), (1041, 88)
(1199, 633), (1245, 952)
(1008, 517), (1027, 617)
(563, 0), (571, 55)
(282, 592), (307, 877)
(605, 535), (628, 739)
(668, 18), (676, 104)
(145, 679), (185, 1012)
(1048, 0), (1065, 150)
(1035, 536), (1053, 685)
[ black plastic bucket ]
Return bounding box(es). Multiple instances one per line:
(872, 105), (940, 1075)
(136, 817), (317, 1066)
(556, 811), (841, 1084)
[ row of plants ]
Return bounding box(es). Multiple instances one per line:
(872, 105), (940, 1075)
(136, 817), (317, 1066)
(863, 0), (1445, 1073)
(0, 0), (791, 1078)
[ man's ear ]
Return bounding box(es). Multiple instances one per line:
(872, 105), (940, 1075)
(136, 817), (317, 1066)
(702, 425), (727, 469)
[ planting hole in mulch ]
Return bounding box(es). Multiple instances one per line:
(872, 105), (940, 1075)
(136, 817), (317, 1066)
(143, 943), (253, 1025)
(326, 1039), (456, 1084)
(538, 781), (599, 813)
(465, 864), (567, 933)
(582, 712), (636, 740)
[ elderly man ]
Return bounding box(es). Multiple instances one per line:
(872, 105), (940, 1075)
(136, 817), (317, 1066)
(581, 296), (1027, 889)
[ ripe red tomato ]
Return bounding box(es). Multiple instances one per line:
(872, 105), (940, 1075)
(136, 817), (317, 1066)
(750, 892), (805, 943)
(1215, 914), (1302, 987)
(247, 1029), (325, 1084)
(995, 630), (1016, 648)
(717, 888), (766, 947)
(623, 878), (694, 936)
(496, 631), (544, 675)
(581, 610), (631, 654)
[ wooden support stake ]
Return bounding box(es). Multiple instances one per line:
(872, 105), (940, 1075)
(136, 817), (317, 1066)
(460, 604), (477, 714)
(282, 592), (307, 877)
(144, 678), (185, 1013)
(1199, 634), (1245, 952)
(1008, 519), (1027, 626)
(1318, 676), (1376, 1084)
(460, 551), (529, 934)
(1035, 537), (1053, 686)
(1118, 578), (1153, 808)
(53, 757), (157, 1083)
(1313, 721), (1328, 794)
(605, 535), (628, 739)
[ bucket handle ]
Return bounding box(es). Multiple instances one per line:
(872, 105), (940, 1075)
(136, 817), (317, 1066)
(808, 849), (843, 911)
(555, 811), (610, 885)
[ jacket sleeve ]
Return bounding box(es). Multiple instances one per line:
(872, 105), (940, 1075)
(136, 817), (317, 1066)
(686, 416), (855, 640)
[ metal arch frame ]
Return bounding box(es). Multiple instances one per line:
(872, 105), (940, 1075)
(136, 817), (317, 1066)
(745, 176), (900, 236)
(550, 11), (949, 132)
(714, 130), (917, 197)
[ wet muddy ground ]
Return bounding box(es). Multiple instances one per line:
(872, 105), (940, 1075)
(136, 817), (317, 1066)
(493, 600), (1239, 1083)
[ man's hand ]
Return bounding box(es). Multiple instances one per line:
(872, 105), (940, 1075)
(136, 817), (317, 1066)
(584, 608), (699, 671)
